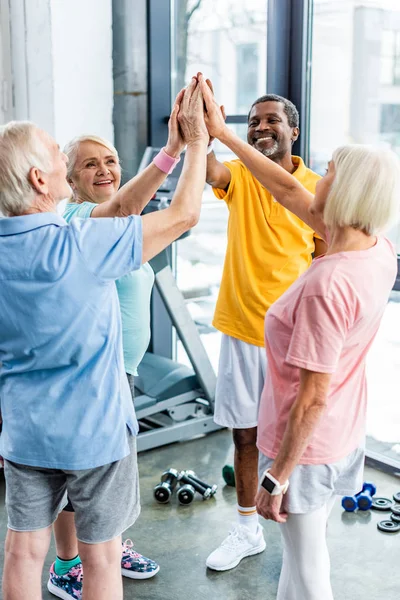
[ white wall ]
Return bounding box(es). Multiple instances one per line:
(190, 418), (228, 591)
(6, 0), (114, 146)
(51, 0), (114, 147)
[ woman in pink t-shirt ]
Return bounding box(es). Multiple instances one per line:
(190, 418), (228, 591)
(201, 76), (399, 599)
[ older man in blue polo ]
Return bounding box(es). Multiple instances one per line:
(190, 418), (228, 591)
(0, 78), (209, 600)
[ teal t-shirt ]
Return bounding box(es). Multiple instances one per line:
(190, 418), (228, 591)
(63, 202), (154, 374)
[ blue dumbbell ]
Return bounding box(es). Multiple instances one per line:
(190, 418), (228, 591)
(342, 482), (376, 512)
(357, 482), (376, 510)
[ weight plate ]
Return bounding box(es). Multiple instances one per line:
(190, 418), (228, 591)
(377, 520), (400, 533)
(393, 492), (400, 504)
(391, 504), (400, 516)
(371, 497), (393, 511)
(391, 513), (400, 524)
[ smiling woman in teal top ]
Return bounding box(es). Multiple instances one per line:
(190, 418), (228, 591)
(56, 131), (184, 583)
(64, 199), (154, 377)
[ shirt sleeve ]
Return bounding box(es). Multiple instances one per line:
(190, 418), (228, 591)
(69, 215), (142, 281)
(286, 295), (350, 373)
(212, 160), (244, 205)
(63, 202), (96, 223)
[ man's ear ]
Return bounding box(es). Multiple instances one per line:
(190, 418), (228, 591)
(291, 127), (300, 144)
(28, 167), (49, 195)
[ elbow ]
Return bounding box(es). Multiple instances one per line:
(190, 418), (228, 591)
(185, 210), (200, 230)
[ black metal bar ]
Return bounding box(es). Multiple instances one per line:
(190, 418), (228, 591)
(289, 0), (313, 162)
(267, 0), (313, 163)
(394, 257), (400, 292)
(147, 0), (174, 358)
(148, 0), (171, 147)
(267, 0), (291, 98)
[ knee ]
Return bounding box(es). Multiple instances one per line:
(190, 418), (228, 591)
(232, 427), (257, 452)
(79, 537), (122, 570)
(5, 529), (50, 564)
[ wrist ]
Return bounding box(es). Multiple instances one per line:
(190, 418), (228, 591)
(153, 147), (181, 174)
(261, 469), (289, 496)
(164, 144), (182, 159)
(218, 126), (234, 146)
(186, 138), (209, 151)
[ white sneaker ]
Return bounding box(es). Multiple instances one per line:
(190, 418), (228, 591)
(206, 523), (266, 571)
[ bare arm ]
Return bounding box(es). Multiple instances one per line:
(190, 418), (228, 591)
(200, 77), (327, 240)
(91, 91), (186, 218)
(256, 369), (331, 522)
(268, 370), (331, 483)
(206, 151), (231, 189)
(141, 78), (209, 264)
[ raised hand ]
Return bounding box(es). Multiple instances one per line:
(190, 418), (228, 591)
(165, 88), (186, 158)
(178, 77), (209, 147)
(205, 78), (226, 145)
(199, 74), (229, 141)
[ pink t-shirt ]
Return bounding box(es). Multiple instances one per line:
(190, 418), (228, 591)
(257, 236), (397, 464)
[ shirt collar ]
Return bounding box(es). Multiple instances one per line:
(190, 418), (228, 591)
(291, 156), (307, 181)
(0, 212), (67, 236)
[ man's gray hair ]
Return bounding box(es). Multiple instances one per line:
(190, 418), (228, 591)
(0, 121), (52, 216)
(248, 94), (299, 128)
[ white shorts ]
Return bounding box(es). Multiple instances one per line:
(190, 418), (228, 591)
(214, 334), (267, 429)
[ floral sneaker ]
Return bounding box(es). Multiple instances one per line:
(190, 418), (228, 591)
(121, 538), (160, 579)
(47, 562), (82, 600)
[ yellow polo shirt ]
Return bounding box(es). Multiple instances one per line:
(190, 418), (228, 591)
(213, 156), (321, 347)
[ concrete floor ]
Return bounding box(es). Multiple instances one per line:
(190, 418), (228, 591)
(0, 429), (399, 599)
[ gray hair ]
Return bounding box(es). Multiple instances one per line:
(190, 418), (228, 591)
(0, 121), (53, 216)
(325, 145), (400, 235)
(63, 134), (119, 180)
(248, 94), (299, 128)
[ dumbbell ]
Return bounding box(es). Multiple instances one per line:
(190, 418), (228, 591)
(177, 470), (212, 504)
(185, 470), (218, 498)
(357, 482), (377, 510)
(342, 482), (376, 512)
(222, 464), (236, 487)
(153, 468), (178, 504)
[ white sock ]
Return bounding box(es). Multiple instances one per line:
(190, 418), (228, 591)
(237, 505), (259, 534)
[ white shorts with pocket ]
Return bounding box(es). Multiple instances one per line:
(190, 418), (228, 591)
(214, 334), (267, 429)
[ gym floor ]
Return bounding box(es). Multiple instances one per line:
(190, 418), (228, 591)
(0, 429), (399, 600)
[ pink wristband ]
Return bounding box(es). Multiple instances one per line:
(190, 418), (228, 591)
(153, 147), (180, 174)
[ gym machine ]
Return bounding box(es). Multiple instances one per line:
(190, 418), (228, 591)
(135, 148), (222, 452)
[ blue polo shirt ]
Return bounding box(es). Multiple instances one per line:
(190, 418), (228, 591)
(0, 212), (142, 470)
(64, 202), (155, 375)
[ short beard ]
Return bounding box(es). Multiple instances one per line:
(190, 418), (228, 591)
(257, 140), (279, 157)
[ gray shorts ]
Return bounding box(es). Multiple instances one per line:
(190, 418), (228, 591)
(4, 433), (140, 543)
(258, 447), (364, 514)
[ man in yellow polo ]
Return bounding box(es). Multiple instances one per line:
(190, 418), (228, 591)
(205, 94), (325, 571)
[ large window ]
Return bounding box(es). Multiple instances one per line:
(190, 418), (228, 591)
(311, 0), (400, 468)
(171, 0), (268, 369)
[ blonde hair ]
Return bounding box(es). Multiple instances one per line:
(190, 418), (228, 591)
(324, 145), (400, 235)
(0, 121), (53, 216)
(63, 134), (119, 180)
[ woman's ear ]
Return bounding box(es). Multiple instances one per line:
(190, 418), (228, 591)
(68, 178), (76, 192)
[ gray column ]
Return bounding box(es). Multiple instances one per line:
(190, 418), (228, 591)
(112, 0), (148, 182)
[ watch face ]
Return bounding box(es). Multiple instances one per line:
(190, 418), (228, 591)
(262, 475), (276, 494)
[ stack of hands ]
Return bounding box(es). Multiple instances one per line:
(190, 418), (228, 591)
(165, 72), (228, 158)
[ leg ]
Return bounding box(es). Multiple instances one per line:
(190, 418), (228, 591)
(3, 527), (52, 600)
(233, 427), (259, 507)
(53, 507), (79, 560)
(78, 536), (123, 600)
(277, 499), (335, 600)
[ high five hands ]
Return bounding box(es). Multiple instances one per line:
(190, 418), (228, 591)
(168, 73), (228, 151)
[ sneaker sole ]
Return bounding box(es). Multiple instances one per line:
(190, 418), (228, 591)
(47, 580), (78, 600)
(121, 564), (160, 579)
(206, 539), (267, 572)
